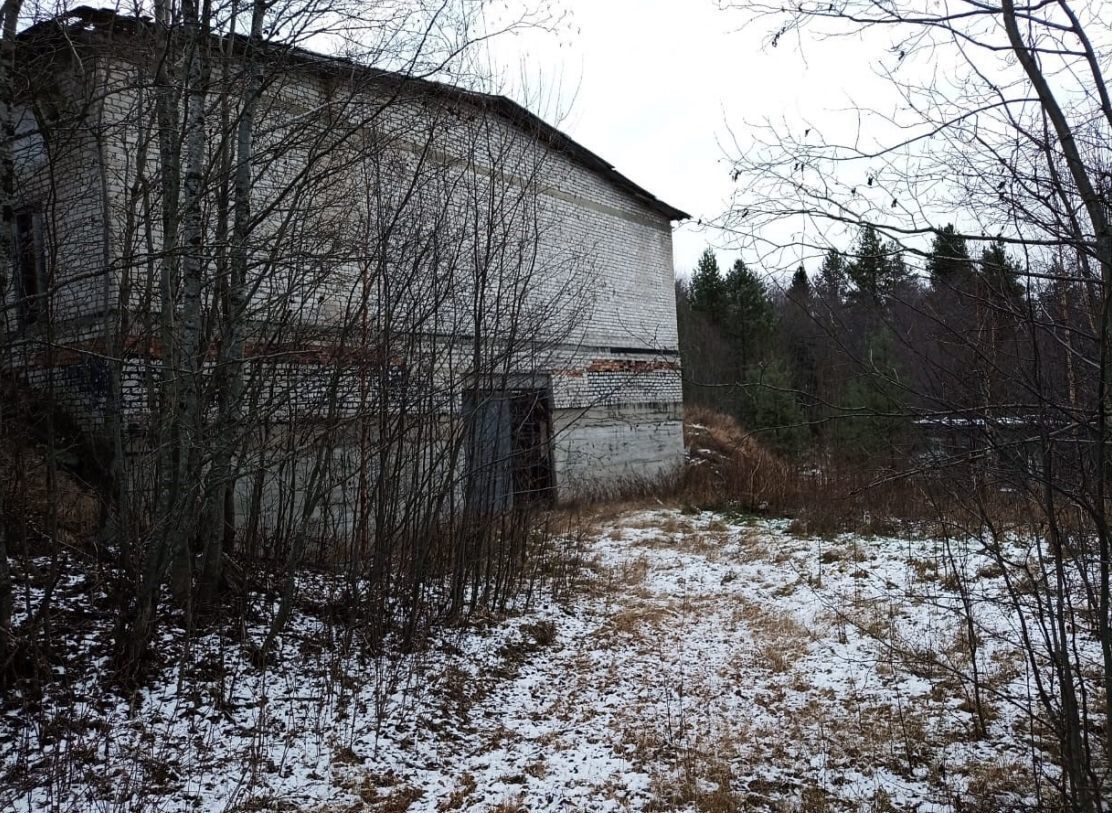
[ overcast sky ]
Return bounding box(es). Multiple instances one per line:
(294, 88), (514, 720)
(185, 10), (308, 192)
(484, 0), (894, 279)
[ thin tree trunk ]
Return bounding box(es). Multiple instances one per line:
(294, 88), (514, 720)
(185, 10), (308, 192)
(200, 0), (265, 606)
(126, 0), (213, 669)
(0, 0), (24, 681)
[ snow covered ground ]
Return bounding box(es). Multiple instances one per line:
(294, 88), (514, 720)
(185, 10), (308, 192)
(3, 508), (1056, 812)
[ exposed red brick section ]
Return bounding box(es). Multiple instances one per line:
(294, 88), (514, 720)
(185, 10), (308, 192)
(585, 358), (679, 374)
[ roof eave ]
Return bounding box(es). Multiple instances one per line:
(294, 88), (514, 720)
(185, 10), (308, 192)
(21, 6), (692, 223)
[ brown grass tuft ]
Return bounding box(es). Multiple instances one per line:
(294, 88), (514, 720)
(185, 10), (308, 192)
(486, 796), (526, 813)
(437, 773), (477, 811)
(682, 405), (795, 514)
(679, 406), (1034, 537)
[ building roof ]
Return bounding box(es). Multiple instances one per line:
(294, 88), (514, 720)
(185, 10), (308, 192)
(21, 6), (690, 222)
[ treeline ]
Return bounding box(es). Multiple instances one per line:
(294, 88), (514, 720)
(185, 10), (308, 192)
(676, 223), (1043, 464)
(678, 224), (1112, 809)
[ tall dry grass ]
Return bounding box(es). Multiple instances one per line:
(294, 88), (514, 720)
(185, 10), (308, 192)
(679, 406), (1028, 536)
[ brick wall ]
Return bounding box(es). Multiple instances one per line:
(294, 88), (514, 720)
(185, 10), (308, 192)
(6, 42), (685, 498)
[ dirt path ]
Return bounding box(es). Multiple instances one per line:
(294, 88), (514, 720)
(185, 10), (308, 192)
(345, 509), (1036, 813)
(5, 508), (1043, 813)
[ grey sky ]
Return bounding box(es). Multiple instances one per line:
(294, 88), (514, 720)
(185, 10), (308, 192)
(485, 0), (892, 279)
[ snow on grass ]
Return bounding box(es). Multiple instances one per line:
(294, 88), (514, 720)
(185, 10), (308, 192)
(2, 509), (1059, 812)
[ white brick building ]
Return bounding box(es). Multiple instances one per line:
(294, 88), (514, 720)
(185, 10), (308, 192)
(3, 8), (687, 522)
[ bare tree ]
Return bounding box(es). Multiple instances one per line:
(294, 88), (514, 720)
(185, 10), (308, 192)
(2, 0), (587, 682)
(722, 0), (1112, 807)
(0, 0), (23, 685)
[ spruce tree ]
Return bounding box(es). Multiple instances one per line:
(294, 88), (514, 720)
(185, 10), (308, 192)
(782, 264), (817, 427)
(690, 248), (725, 317)
(831, 327), (909, 461)
(723, 259), (774, 371)
(815, 249), (847, 306)
(725, 259), (773, 327)
(787, 265), (810, 304)
(844, 226), (911, 305)
(846, 224), (892, 303)
(884, 240), (911, 292)
(979, 239), (1023, 303)
(927, 224), (974, 289)
(745, 355), (808, 453)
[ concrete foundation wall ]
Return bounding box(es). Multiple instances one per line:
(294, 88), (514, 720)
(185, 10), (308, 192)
(553, 402), (684, 498)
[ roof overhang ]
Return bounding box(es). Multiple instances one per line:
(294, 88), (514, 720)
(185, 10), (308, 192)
(20, 6), (691, 223)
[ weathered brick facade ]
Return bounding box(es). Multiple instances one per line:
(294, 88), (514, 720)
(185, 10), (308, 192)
(3, 9), (687, 510)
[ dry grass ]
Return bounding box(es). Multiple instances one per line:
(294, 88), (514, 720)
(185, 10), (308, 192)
(372, 785), (424, 813)
(616, 715), (747, 813)
(629, 533), (680, 550)
(330, 770), (424, 812)
(596, 602), (679, 641)
(616, 554), (651, 587)
(679, 406), (1043, 539)
(486, 796), (526, 813)
(436, 774), (477, 811)
(646, 760), (741, 813)
(682, 405), (795, 515)
(963, 759), (1060, 813)
(728, 601), (812, 675)
(674, 531), (730, 558)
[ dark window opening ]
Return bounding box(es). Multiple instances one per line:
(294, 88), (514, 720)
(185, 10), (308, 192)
(608, 346), (678, 357)
(14, 211), (46, 325)
(508, 390), (555, 504)
(465, 387), (555, 512)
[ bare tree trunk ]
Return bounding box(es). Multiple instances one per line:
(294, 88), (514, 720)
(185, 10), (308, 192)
(1001, 4), (1112, 783)
(174, 0), (211, 595)
(199, 0), (265, 606)
(126, 0), (213, 670)
(0, 0), (23, 682)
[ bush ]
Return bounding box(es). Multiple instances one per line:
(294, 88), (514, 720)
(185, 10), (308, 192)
(679, 406), (980, 536)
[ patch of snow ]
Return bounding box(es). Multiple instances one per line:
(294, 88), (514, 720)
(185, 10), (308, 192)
(2, 509), (1061, 812)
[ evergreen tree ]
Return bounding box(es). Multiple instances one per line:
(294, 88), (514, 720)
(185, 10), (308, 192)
(979, 239), (1023, 303)
(884, 240), (911, 292)
(787, 265), (810, 304)
(830, 327), (909, 460)
(781, 264), (818, 438)
(839, 226), (912, 306)
(676, 278), (739, 417)
(724, 259), (774, 330)
(744, 355), (809, 453)
(927, 224), (974, 289)
(847, 224), (886, 302)
(845, 224), (909, 303)
(815, 249), (847, 306)
(690, 248), (725, 317)
(723, 259), (775, 371)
